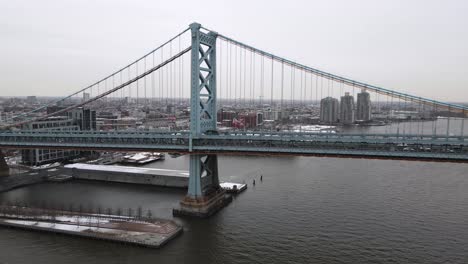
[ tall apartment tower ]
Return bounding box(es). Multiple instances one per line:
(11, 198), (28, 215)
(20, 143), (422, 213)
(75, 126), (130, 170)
(83, 92), (90, 102)
(340, 92), (355, 125)
(356, 90), (372, 121)
(320, 97), (340, 123)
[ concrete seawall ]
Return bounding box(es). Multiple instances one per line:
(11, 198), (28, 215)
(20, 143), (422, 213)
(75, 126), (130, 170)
(2, 164), (237, 193)
(64, 164), (209, 188)
(0, 171), (49, 193)
(0, 206), (183, 248)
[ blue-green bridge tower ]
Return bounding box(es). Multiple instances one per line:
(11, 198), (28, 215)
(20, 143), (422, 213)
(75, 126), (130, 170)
(173, 23), (231, 217)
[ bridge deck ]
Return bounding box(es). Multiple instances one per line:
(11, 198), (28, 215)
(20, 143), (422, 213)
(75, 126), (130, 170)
(0, 130), (466, 161)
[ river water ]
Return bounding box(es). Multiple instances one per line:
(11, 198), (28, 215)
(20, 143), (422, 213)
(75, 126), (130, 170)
(1, 119), (468, 263)
(0, 154), (467, 264)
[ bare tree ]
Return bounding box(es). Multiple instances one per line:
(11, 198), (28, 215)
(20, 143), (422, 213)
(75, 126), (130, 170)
(106, 207), (112, 216)
(146, 210), (153, 221)
(137, 206), (143, 221)
(97, 206), (102, 227)
(127, 208), (133, 220)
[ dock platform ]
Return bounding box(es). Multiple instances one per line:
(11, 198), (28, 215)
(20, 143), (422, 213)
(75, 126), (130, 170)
(0, 206), (182, 248)
(220, 182), (247, 194)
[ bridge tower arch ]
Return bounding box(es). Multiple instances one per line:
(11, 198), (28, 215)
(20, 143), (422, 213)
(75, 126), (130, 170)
(173, 23), (231, 217)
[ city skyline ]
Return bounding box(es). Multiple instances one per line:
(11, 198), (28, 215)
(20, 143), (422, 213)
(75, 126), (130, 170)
(0, 0), (467, 102)
(1, 3), (467, 262)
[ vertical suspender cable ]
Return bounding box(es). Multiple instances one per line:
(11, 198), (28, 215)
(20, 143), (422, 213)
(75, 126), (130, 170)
(169, 41), (172, 105)
(112, 74), (115, 105)
(219, 40), (222, 102)
(310, 72), (313, 106)
(432, 103), (436, 136)
(315, 74), (318, 108)
(120, 70), (123, 103)
(182, 43), (184, 104)
(152, 52), (155, 104)
(144, 57), (147, 105)
(250, 49), (253, 106)
(387, 92), (391, 134)
(416, 99), (421, 136)
(299, 69), (304, 106)
(229, 42), (232, 103)
(252, 51), (256, 106)
(166, 43), (170, 104)
(136, 60), (139, 106)
(328, 78), (331, 128)
(260, 55), (264, 106)
(104, 77), (107, 105)
(239, 47), (243, 104)
(320, 77), (323, 105)
(244, 48), (247, 108)
(281, 61), (284, 112)
(446, 106), (451, 140)
(270, 56), (274, 115)
(160, 47), (163, 102)
(234, 44), (238, 105)
(461, 110), (465, 137)
(421, 102), (425, 135)
(173, 42), (177, 106)
(290, 67), (294, 106)
(179, 36), (182, 105)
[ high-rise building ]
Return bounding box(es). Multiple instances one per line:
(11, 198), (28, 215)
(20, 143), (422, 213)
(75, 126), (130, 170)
(83, 92), (90, 102)
(68, 107), (97, 130)
(356, 90), (372, 121)
(26, 96), (37, 104)
(166, 104), (175, 114)
(320, 97), (339, 123)
(340, 92), (355, 124)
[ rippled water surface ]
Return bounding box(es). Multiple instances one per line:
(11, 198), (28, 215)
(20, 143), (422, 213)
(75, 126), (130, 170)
(0, 155), (467, 264)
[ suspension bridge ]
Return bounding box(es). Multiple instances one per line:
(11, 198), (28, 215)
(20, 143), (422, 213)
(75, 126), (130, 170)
(0, 22), (467, 216)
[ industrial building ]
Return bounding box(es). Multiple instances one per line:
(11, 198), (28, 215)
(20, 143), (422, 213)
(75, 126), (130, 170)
(21, 108), (96, 165)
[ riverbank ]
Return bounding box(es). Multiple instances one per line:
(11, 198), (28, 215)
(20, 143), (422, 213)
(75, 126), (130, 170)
(0, 172), (47, 192)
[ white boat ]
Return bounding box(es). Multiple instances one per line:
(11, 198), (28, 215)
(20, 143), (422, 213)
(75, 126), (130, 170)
(121, 152), (165, 165)
(32, 162), (62, 170)
(220, 182), (247, 194)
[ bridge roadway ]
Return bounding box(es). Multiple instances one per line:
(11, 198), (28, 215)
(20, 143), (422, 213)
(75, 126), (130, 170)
(0, 130), (467, 162)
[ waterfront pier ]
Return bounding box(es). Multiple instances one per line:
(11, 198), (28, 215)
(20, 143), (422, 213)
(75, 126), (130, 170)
(0, 205), (182, 248)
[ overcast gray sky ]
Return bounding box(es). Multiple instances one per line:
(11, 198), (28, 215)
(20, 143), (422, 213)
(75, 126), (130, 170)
(1, 0), (467, 101)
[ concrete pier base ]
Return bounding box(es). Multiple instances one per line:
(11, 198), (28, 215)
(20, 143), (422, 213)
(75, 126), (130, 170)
(173, 188), (232, 218)
(0, 150), (9, 177)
